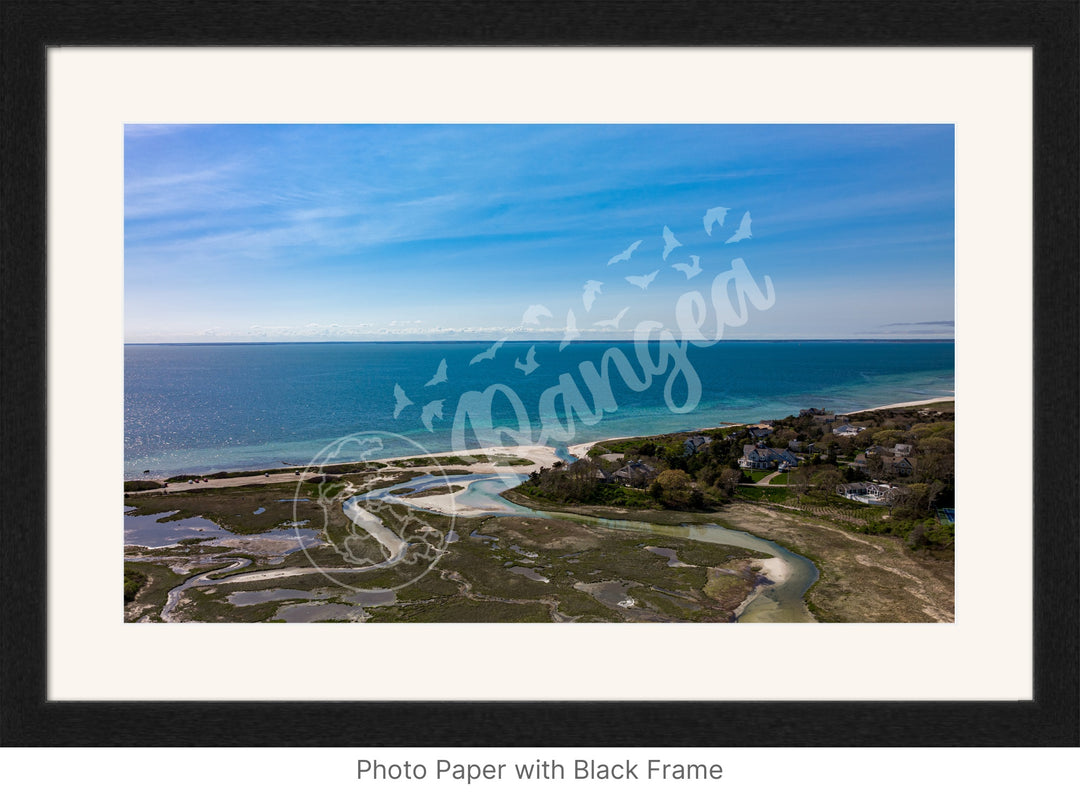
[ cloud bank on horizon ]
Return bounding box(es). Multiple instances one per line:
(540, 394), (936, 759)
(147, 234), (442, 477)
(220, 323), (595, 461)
(124, 124), (955, 343)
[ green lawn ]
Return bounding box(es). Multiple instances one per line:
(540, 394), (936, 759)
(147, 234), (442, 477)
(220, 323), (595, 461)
(734, 485), (790, 502)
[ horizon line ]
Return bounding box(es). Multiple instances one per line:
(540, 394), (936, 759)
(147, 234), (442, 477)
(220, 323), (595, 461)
(125, 337), (956, 346)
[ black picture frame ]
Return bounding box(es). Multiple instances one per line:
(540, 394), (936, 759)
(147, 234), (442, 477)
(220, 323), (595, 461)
(2, 0), (1077, 747)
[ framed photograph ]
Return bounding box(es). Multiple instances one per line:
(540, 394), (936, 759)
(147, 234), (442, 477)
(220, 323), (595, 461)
(2, 1), (1076, 747)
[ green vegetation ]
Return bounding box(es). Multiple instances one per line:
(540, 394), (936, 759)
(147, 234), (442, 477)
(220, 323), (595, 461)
(359, 470), (425, 491)
(489, 456), (533, 466)
(650, 469), (703, 508)
(550, 401), (955, 553)
(181, 588), (295, 623)
(124, 401), (954, 623)
(124, 560), (182, 618)
(123, 558), (231, 621)
(734, 485), (790, 502)
(177, 536), (216, 546)
(389, 454), (533, 468)
(703, 566), (755, 611)
(716, 502), (954, 623)
(123, 565), (148, 603)
(126, 476), (762, 622)
(517, 461), (661, 509)
(124, 480), (165, 492)
(313, 461), (386, 473)
(125, 481), (315, 535)
(364, 514), (761, 623)
(166, 466), (300, 482)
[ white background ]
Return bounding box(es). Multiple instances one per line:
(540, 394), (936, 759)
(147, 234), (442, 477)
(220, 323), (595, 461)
(13, 46), (1062, 798)
(1, 747), (1075, 800)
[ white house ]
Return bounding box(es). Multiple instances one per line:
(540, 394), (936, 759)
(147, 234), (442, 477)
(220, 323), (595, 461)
(837, 482), (895, 505)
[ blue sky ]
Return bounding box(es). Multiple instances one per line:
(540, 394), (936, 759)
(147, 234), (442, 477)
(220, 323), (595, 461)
(125, 124), (954, 342)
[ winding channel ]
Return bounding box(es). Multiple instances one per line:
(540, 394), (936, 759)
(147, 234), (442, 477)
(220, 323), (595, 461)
(365, 471), (819, 623)
(158, 466), (818, 623)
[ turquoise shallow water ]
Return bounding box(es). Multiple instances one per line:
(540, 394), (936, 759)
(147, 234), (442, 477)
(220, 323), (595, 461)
(125, 340), (953, 478)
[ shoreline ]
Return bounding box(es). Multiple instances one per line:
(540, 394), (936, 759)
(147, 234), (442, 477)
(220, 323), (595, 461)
(841, 395), (954, 415)
(127, 446), (562, 495)
(566, 422), (747, 459)
(128, 395), (953, 488)
(730, 556), (796, 621)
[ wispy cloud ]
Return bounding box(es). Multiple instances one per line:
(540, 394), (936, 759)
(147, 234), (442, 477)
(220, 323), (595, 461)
(125, 124), (955, 341)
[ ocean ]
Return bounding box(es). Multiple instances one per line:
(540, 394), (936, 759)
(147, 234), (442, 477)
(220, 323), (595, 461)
(124, 340), (954, 478)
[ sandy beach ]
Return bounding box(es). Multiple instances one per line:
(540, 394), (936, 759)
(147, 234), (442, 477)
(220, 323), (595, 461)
(131, 396), (951, 498)
(384, 475), (519, 517)
(842, 396), (954, 415)
(728, 556), (793, 621)
(385, 444), (563, 471)
(567, 438), (630, 459)
(753, 556), (792, 587)
(132, 444), (562, 495)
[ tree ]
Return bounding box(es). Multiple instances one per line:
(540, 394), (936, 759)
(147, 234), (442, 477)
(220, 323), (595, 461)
(698, 464), (720, 488)
(915, 437), (954, 483)
(810, 466), (843, 498)
(825, 443), (840, 465)
(925, 480), (946, 511)
(718, 467), (742, 496)
(663, 449), (689, 472)
(772, 427), (798, 447)
(790, 465), (812, 499)
(656, 469), (694, 507)
(852, 429), (874, 450)
(708, 439), (731, 460)
(907, 522), (927, 549)
(872, 429), (906, 447)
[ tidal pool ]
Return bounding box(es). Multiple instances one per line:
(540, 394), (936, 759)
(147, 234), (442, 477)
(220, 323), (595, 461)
(227, 588), (329, 607)
(507, 565), (549, 583)
(124, 510), (230, 547)
(124, 508), (323, 554)
(645, 546), (694, 567)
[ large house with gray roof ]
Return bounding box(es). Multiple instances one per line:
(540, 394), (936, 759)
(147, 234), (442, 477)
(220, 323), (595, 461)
(610, 460), (658, 487)
(683, 435), (713, 456)
(739, 444), (800, 471)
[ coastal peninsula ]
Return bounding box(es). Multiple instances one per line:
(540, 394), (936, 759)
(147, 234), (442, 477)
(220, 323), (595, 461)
(124, 399), (954, 624)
